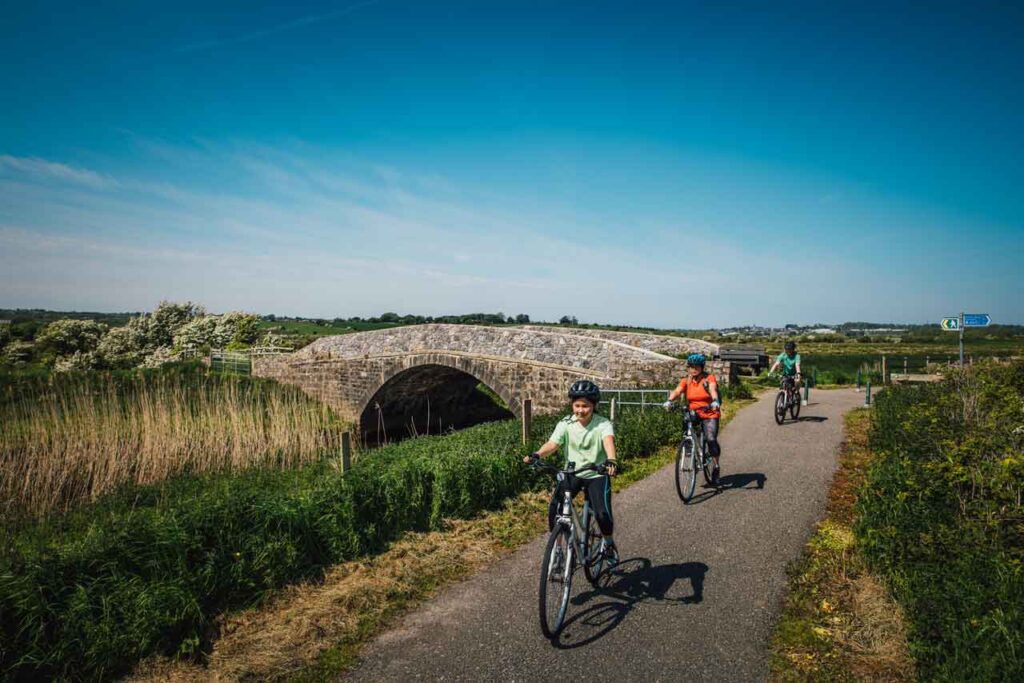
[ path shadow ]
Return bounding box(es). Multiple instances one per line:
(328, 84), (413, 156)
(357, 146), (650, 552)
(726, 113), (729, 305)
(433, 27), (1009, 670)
(682, 472), (767, 505)
(551, 558), (707, 649)
(780, 415), (828, 425)
(717, 472), (766, 490)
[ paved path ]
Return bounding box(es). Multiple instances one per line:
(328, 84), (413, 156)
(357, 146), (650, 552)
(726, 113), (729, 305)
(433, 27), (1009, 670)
(347, 389), (865, 682)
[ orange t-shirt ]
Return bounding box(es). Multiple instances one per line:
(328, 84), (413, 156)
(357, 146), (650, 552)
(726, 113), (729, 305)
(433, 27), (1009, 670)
(675, 373), (720, 419)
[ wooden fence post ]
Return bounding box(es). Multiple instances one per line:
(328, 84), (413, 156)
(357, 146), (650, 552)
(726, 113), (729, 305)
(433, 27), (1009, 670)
(341, 432), (352, 473)
(521, 399), (532, 446)
(609, 397), (617, 422)
(882, 354), (887, 385)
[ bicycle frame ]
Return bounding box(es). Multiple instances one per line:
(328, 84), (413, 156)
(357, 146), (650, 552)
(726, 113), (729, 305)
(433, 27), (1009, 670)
(684, 411), (707, 464)
(553, 473), (596, 567)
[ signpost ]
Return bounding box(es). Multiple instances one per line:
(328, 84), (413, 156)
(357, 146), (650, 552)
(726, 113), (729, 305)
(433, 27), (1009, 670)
(941, 312), (991, 367)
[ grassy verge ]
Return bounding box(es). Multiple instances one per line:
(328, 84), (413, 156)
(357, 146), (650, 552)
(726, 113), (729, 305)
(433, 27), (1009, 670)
(0, 364), (345, 523)
(770, 410), (915, 681)
(858, 362), (1024, 680)
(131, 397), (755, 681)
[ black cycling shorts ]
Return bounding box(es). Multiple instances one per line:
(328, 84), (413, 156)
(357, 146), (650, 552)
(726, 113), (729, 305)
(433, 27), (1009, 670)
(548, 473), (614, 537)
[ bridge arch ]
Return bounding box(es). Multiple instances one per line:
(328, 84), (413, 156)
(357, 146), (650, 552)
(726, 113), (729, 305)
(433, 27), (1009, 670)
(356, 354), (520, 445)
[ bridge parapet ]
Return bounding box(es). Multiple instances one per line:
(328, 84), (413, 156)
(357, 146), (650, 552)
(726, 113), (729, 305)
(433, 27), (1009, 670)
(254, 325), (731, 436)
(298, 324), (680, 375)
(521, 326), (719, 358)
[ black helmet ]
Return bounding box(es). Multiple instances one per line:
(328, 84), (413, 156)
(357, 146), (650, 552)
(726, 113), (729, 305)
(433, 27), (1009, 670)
(568, 379), (601, 404)
(784, 341), (797, 352)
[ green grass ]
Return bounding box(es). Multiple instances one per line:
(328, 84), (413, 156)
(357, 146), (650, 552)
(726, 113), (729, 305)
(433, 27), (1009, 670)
(857, 361), (1024, 680)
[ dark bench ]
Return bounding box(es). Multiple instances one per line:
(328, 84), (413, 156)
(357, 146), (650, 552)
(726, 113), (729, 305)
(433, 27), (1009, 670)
(719, 346), (769, 373)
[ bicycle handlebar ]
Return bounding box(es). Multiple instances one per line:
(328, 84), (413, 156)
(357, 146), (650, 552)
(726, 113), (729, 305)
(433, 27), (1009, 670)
(527, 456), (614, 477)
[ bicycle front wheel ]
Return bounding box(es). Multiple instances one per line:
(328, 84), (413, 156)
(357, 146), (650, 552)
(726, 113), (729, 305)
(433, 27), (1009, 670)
(790, 390), (801, 420)
(675, 438), (697, 503)
(701, 442), (714, 485)
(583, 509), (605, 586)
(539, 525), (574, 638)
(774, 391), (787, 425)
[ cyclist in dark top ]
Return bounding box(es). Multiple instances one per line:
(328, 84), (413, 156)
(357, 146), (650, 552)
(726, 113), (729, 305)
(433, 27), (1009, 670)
(663, 353), (723, 485)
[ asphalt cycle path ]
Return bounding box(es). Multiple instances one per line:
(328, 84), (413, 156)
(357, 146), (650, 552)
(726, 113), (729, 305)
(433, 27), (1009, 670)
(346, 388), (865, 682)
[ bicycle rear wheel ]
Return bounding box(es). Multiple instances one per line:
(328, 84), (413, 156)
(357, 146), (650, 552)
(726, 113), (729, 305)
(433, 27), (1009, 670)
(539, 525), (574, 638)
(774, 391), (787, 425)
(790, 389), (801, 420)
(583, 508), (605, 586)
(675, 437), (697, 503)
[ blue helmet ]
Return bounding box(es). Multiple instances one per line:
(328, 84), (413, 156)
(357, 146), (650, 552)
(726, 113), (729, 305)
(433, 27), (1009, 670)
(686, 353), (706, 368)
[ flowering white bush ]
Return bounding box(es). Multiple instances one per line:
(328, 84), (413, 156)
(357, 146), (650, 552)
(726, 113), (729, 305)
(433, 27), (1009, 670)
(173, 316), (220, 352)
(53, 351), (100, 373)
(141, 346), (179, 369)
(1, 340), (34, 366)
(146, 301), (204, 349)
(36, 320), (108, 359)
(95, 324), (147, 369)
(216, 311), (261, 348)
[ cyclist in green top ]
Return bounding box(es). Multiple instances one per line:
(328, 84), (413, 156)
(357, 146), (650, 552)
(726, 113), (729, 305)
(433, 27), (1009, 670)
(768, 340), (802, 384)
(524, 380), (619, 563)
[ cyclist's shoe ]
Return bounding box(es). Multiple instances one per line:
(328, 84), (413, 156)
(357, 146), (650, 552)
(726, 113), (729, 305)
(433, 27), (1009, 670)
(711, 466), (721, 486)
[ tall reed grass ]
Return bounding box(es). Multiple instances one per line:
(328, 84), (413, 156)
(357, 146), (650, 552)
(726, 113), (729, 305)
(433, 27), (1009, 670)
(0, 366), (344, 522)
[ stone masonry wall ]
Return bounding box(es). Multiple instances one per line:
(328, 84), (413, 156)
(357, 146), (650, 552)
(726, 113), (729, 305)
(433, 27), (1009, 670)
(252, 326), (733, 431)
(298, 324), (676, 374)
(521, 325), (719, 358)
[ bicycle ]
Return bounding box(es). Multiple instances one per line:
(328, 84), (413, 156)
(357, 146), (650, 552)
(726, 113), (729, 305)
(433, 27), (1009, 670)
(672, 407), (715, 503)
(773, 375), (801, 424)
(529, 457), (615, 638)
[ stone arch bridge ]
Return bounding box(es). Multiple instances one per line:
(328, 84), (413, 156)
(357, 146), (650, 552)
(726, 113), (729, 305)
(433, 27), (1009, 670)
(253, 325), (727, 441)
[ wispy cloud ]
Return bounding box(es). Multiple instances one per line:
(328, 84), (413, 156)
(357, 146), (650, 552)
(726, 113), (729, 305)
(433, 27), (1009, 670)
(175, 0), (382, 53)
(4, 139), (979, 325)
(0, 155), (119, 190)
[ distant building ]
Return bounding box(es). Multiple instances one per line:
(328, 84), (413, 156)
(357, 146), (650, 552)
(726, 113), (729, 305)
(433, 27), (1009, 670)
(812, 327), (837, 334)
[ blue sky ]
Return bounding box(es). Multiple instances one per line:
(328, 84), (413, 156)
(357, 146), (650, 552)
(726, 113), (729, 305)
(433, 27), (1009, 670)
(1, 0), (1021, 326)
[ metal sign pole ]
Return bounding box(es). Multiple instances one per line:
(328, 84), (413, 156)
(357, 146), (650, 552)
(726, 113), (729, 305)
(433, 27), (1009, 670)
(959, 311), (964, 367)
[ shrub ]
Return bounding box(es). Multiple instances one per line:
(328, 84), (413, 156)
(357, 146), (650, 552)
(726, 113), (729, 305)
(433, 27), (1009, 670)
(35, 319), (108, 363)
(858, 361), (1024, 680)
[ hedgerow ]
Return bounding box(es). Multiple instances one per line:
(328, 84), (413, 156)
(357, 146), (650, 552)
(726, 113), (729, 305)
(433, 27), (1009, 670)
(0, 400), (689, 680)
(858, 361), (1024, 680)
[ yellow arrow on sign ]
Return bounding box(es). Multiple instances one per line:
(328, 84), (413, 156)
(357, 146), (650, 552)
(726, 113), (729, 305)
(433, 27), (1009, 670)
(941, 317), (960, 331)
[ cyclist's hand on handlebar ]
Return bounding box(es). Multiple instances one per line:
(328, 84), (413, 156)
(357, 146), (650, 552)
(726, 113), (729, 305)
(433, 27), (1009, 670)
(662, 400), (674, 411)
(710, 400), (720, 410)
(523, 451), (540, 464)
(604, 460), (618, 476)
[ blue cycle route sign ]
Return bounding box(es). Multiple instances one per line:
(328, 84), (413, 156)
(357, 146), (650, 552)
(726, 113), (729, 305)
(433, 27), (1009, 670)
(963, 313), (992, 327)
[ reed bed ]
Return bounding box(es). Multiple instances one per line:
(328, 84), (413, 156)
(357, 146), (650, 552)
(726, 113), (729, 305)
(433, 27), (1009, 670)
(0, 368), (344, 522)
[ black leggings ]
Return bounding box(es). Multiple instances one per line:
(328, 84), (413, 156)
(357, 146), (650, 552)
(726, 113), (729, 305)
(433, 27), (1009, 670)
(701, 418), (721, 458)
(548, 474), (614, 537)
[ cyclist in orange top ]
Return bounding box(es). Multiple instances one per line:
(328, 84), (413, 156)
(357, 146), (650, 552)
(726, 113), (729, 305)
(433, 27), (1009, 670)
(663, 353), (723, 484)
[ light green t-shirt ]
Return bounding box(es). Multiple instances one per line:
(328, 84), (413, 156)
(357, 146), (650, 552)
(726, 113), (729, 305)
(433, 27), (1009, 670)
(777, 352), (801, 376)
(548, 414), (615, 479)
